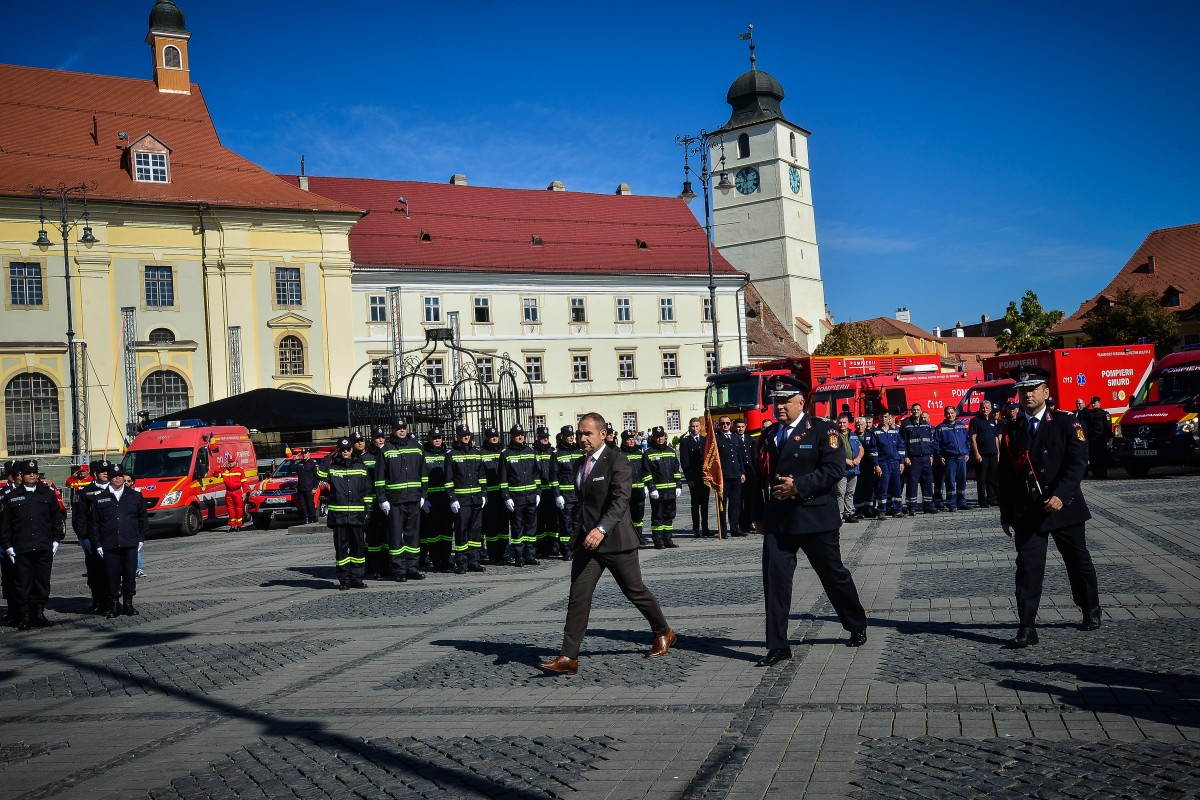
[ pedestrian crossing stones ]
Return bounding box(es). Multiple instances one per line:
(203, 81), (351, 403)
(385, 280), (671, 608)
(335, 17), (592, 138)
(246, 587), (481, 622)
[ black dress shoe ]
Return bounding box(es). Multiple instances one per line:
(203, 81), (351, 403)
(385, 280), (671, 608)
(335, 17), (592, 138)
(468, 563), (486, 572)
(525, 558), (540, 566)
(846, 629), (867, 647)
(350, 579), (367, 589)
(755, 647), (793, 667)
(1080, 608), (1102, 631)
(1008, 627), (1038, 648)
(406, 572), (426, 580)
(106, 607), (123, 619)
(906, 509), (916, 517)
(123, 599), (138, 616)
(338, 583), (350, 590)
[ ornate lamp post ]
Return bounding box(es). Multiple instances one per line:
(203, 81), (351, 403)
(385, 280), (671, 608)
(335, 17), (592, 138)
(32, 181), (97, 460)
(676, 131), (732, 373)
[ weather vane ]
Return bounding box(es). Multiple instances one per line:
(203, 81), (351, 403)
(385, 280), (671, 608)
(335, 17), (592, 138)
(739, 23), (756, 69)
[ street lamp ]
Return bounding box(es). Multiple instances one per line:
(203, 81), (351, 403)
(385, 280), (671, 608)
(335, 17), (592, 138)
(676, 130), (732, 374)
(32, 181), (97, 460)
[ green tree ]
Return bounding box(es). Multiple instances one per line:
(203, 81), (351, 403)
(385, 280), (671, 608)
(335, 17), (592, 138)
(995, 290), (1064, 354)
(814, 321), (889, 356)
(1080, 286), (1180, 357)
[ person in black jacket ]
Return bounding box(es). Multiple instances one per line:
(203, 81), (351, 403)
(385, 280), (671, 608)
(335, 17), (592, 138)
(1, 460), (19, 626)
(73, 459), (114, 612)
(734, 420), (757, 532)
(420, 427), (453, 572)
(753, 377), (867, 667)
(715, 415), (746, 536)
(447, 424), (488, 574)
(678, 418), (711, 537)
(377, 418), (428, 581)
(551, 425), (583, 560)
(295, 449), (320, 524)
(89, 466), (148, 618)
(1081, 396), (1111, 479)
(318, 437), (372, 589)
(999, 366), (1101, 648)
(643, 426), (682, 549)
(501, 424), (541, 566)
(1, 459), (65, 630)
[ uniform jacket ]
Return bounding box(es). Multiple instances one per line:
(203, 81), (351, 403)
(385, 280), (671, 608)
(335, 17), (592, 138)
(735, 432), (756, 475)
(446, 442), (487, 507)
(998, 410), (1091, 532)
(1082, 407), (1111, 440)
(869, 426), (906, 463)
(1, 482), (65, 553)
(359, 445), (381, 505)
(500, 442), (541, 504)
(376, 434), (427, 504)
(934, 419), (971, 457)
(571, 445), (639, 552)
(678, 433), (706, 480)
(900, 416), (938, 458)
(319, 453), (372, 527)
(643, 443), (682, 492)
(715, 431), (745, 479)
(844, 432), (863, 476)
(968, 414), (999, 456)
(480, 443), (504, 500)
(295, 459), (320, 491)
(71, 480), (110, 539)
(551, 444), (584, 501)
(535, 443), (554, 495)
(89, 486), (149, 549)
(754, 414), (845, 535)
(620, 444), (647, 494)
(422, 443), (451, 505)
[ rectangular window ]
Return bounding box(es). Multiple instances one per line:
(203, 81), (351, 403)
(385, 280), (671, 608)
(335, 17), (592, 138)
(473, 296), (491, 323)
(702, 297), (713, 322)
(8, 262), (43, 306)
(370, 358), (390, 387)
(616, 297), (631, 323)
(274, 267), (302, 306)
(618, 353), (636, 379)
(705, 350), (717, 375)
(423, 296), (441, 323)
(659, 297), (675, 322)
(522, 297), (540, 323)
(533, 414), (547, 430)
(476, 356), (494, 383)
(524, 355), (543, 382)
(1183, 333), (1200, 349)
(622, 412), (638, 434)
(661, 351), (678, 378)
(369, 295), (387, 322)
(666, 409), (681, 432)
(426, 357), (445, 385)
(570, 297), (587, 323)
(134, 151), (169, 182)
(572, 354), (590, 382)
(144, 265), (174, 307)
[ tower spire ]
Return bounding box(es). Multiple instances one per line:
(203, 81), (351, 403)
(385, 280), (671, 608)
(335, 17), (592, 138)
(739, 23), (756, 70)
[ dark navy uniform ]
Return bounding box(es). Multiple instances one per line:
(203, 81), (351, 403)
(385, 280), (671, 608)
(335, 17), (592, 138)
(620, 435), (648, 544)
(1, 461), (65, 629)
(295, 452), (320, 524)
(360, 428), (390, 577)
(853, 425), (877, 517)
(447, 425), (487, 573)
(969, 411), (1000, 506)
(533, 428), (558, 557)
(89, 467), (148, 617)
(551, 426), (583, 560)
(715, 421), (746, 535)
(420, 429), (453, 571)
(900, 413), (938, 514)
(869, 422), (906, 515)
(72, 459), (115, 611)
(999, 368), (1100, 643)
(319, 440), (372, 588)
(1081, 400), (1111, 479)
(480, 428), (507, 564)
(754, 378), (866, 661)
(735, 426), (757, 532)
(377, 419), (427, 580)
(1, 462), (19, 625)
(501, 425), (541, 566)
(643, 427), (681, 548)
(678, 425), (711, 537)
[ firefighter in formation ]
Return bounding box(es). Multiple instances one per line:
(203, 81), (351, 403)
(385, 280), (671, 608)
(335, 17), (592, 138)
(640, 426), (682, 549)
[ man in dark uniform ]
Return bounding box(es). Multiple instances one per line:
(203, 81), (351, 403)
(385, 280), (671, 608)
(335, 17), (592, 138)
(361, 427), (389, 578)
(89, 466), (147, 618)
(480, 426), (507, 564)
(715, 415), (745, 536)
(734, 420), (756, 532)
(501, 424), (541, 566)
(318, 437), (371, 589)
(644, 426), (682, 548)
(447, 424), (487, 574)
(1082, 397), (1111, 479)
(533, 426), (558, 558)
(1, 461), (20, 626)
(420, 427), (453, 571)
(1, 459), (65, 630)
(551, 425), (583, 560)
(969, 400), (1000, 507)
(999, 366), (1101, 648)
(73, 459), (114, 612)
(900, 404), (938, 515)
(295, 449), (320, 525)
(376, 418), (427, 581)
(679, 417), (711, 537)
(619, 431), (649, 545)
(754, 377), (868, 667)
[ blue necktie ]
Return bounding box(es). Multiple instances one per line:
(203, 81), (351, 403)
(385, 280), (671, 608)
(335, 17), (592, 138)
(777, 425), (788, 449)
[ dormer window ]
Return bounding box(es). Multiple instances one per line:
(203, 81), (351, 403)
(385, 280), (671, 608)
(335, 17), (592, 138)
(129, 133), (172, 183)
(163, 45), (182, 69)
(1164, 287), (1182, 307)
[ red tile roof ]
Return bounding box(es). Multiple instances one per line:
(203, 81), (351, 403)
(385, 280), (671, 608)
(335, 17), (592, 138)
(746, 282), (806, 359)
(286, 175), (743, 276)
(0, 64), (357, 214)
(864, 317), (941, 340)
(943, 336), (997, 369)
(1056, 223), (1200, 332)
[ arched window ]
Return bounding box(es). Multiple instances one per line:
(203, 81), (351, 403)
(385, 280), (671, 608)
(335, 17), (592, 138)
(4, 373), (60, 456)
(163, 45), (182, 69)
(737, 133), (750, 159)
(278, 335), (306, 376)
(140, 370), (189, 419)
(790, 132), (797, 158)
(148, 328), (176, 344)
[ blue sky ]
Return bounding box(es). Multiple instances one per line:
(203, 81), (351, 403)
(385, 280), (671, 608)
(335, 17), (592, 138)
(10, 1), (1198, 333)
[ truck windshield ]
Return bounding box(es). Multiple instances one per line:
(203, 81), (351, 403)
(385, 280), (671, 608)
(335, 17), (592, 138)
(122, 447), (194, 478)
(1132, 367), (1200, 406)
(708, 376), (762, 411)
(271, 460), (299, 478)
(810, 389), (854, 419)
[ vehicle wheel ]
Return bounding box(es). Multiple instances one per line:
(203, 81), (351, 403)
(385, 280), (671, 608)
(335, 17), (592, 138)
(317, 495), (329, 519)
(1125, 462), (1150, 477)
(251, 513), (272, 531)
(180, 505), (202, 537)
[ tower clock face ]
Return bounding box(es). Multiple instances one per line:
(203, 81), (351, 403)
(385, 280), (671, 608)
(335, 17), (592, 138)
(789, 166), (801, 194)
(735, 167), (760, 195)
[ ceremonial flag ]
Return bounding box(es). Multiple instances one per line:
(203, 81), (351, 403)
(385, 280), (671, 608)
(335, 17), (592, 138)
(701, 412), (723, 495)
(284, 443), (293, 457)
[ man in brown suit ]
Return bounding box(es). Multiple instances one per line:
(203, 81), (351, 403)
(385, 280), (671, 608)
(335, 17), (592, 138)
(538, 412), (675, 676)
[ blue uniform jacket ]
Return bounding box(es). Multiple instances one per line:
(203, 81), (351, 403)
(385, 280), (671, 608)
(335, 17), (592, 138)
(934, 420), (971, 457)
(900, 417), (938, 458)
(869, 426), (906, 463)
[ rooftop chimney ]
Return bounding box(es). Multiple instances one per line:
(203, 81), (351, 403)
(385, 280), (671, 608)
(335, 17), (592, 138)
(932, 325), (942, 337)
(449, 174), (467, 185)
(953, 321), (965, 337)
(1147, 254), (1156, 274)
(895, 307), (911, 323)
(298, 176), (309, 191)
(546, 180), (566, 191)
(615, 183), (632, 196)
(980, 313), (989, 336)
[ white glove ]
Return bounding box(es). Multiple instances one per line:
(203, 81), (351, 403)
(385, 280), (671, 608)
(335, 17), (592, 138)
(481, 495), (487, 508)
(649, 489), (660, 500)
(505, 499), (515, 512)
(52, 541), (59, 555)
(555, 495), (565, 510)
(422, 499), (432, 514)
(96, 546), (104, 558)
(379, 501), (391, 515)
(6, 547), (15, 563)
(674, 487), (681, 499)
(80, 538), (92, 554)
(534, 495), (541, 507)
(137, 542), (144, 553)
(450, 500), (461, 514)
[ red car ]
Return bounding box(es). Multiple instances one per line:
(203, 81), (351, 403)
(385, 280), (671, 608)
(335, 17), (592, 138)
(244, 447), (335, 530)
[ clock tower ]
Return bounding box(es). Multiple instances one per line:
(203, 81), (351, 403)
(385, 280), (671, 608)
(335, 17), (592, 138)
(710, 45), (828, 352)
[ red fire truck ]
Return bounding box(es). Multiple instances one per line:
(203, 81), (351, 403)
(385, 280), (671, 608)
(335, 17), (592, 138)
(809, 365), (984, 421)
(1111, 350), (1200, 476)
(706, 354), (943, 432)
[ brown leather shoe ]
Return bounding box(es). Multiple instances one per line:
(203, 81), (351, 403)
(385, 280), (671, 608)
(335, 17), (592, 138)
(645, 629), (677, 658)
(537, 655), (579, 675)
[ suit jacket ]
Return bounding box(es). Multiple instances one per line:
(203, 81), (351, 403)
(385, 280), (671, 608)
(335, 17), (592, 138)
(679, 433), (705, 480)
(754, 414), (845, 536)
(715, 432), (744, 479)
(570, 446), (640, 553)
(998, 410), (1090, 532)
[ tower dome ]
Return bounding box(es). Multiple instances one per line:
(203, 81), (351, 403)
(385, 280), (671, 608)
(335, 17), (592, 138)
(722, 68), (788, 130)
(148, 0), (189, 35)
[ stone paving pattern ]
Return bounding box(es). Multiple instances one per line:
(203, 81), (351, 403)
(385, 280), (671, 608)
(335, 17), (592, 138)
(1, 472), (1198, 799)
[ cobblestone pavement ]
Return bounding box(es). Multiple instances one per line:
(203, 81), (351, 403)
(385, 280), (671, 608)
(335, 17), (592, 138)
(2, 472), (1198, 799)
